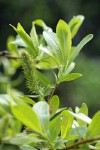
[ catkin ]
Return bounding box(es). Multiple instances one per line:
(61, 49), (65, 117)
(20, 51), (43, 96)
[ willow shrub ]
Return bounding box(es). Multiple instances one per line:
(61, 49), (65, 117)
(1, 15), (100, 150)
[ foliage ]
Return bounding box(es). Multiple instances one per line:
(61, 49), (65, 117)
(1, 15), (100, 150)
(68, 55), (100, 115)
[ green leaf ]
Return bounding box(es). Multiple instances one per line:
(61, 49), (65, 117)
(11, 97), (43, 134)
(61, 110), (74, 138)
(11, 35), (26, 47)
(49, 95), (60, 118)
(0, 145), (19, 150)
(70, 126), (87, 138)
(57, 73), (82, 84)
(0, 94), (10, 113)
(96, 142), (100, 149)
(30, 23), (39, 53)
(39, 46), (59, 67)
(7, 36), (18, 55)
(76, 103), (88, 126)
(86, 111), (100, 138)
(58, 62), (75, 80)
(36, 70), (50, 87)
(69, 111), (91, 124)
(22, 96), (35, 105)
(9, 134), (33, 145)
(10, 23), (36, 57)
(33, 19), (52, 31)
(43, 31), (62, 64)
(48, 116), (61, 141)
(36, 55), (58, 69)
(69, 34), (93, 63)
(69, 15), (84, 38)
(33, 101), (50, 134)
(56, 19), (71, 62)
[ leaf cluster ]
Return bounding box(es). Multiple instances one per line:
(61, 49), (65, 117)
(0, 15), (99, 150)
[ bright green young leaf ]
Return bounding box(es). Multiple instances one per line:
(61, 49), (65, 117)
(7, 36), (18, 55)
(10, 23), (36, 57)
(76, 103), (88, 126)
(57, 73), (82, 84)
(96, 142), (100, 149)
(86, 111), (100, 138)
(30, 23), (39, 53)
(69, 34), (93, 63)
(33, 19), (52, 32)
(22, 96), (35, 105)
(48, 116), (61, 142)
(58, 62), (75, 80)
(36, 55), (58, 69)
(61, 110), (74, 138)
(11, 97), (43, 135)
(39, 46), (59, 67)
(69, 15), (84, 39)
(33, 101), (50, 134)
(56, 19), (72, 62)
(49, 95), (60, 118)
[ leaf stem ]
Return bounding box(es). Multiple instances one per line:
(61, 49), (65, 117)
(61, 136), (100, 150)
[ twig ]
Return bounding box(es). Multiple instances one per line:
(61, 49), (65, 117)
(48, 83), (58, 103)
(0, 52), (20, 60)
(62, 136), (100, 150)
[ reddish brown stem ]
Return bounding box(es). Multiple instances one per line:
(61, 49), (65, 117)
(0, 52), (20, 60)
(62, 136), (100, 150)
(48, 83), (58, 103)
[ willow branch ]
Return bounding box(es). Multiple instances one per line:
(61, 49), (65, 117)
(48, 83), (58, 103)
(0, 52), (20, 60)
(62, 136), (100, 150)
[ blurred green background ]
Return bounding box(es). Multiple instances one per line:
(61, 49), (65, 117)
(0, 0), (100, 116)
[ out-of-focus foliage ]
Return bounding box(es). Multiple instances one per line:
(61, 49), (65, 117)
(0, 0), (100, 115)
(72, 55), (100, 115)
(0, 36), (23, 93)
(0, 0), (100, 57)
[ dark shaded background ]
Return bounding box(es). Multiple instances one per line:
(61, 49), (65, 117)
(0, 0), (100, 116)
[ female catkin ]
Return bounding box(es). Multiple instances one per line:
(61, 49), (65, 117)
(20, 51), (43, 96)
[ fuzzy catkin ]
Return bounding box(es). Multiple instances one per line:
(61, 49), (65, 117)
(20, 51), (43, 95)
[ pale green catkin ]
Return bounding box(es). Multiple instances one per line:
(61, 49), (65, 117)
(20, 51), (44, 96)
